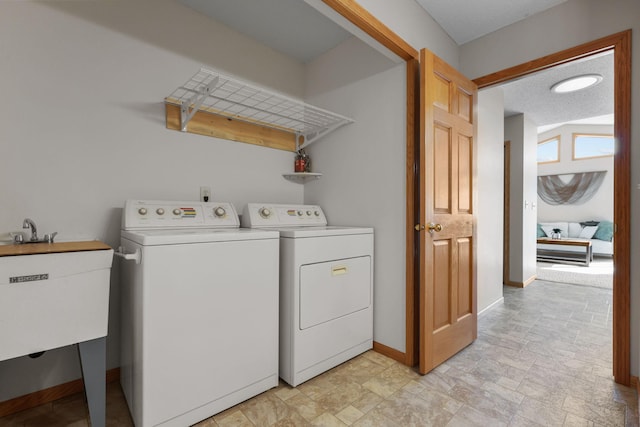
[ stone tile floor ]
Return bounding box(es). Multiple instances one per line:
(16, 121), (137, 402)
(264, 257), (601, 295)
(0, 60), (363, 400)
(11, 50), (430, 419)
(1, 281), (637, 426)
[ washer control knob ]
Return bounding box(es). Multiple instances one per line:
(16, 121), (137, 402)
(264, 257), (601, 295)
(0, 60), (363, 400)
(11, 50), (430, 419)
(306, 211), (312, 216)
(156, 208), (165, 215)
(138, 208), (147, 215)
(214, 207), (226, 217)
(259, 207), (272, 218)
(314, 210), (320, 216)
(297, 210), (303, 216)
(173, 208), (182, 216)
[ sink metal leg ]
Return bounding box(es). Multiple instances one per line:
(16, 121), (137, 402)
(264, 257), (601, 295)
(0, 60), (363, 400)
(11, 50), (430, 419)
(78, 337), (106, 427)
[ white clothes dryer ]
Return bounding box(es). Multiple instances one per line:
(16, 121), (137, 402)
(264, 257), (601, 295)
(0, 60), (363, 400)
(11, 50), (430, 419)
(117, 200), (279, 427)
(242, 203), (373, 387)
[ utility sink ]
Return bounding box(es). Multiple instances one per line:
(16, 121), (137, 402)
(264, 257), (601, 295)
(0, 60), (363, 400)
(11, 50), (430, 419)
(0, 241), (113, 362)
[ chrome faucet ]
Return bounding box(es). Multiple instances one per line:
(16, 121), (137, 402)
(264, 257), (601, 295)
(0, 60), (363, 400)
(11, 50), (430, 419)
(22, 218), (38, 242)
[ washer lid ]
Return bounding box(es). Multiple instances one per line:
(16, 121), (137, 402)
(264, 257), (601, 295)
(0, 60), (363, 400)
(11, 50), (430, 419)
(121, 228), (279, 246)
(276, 226), (373, 238)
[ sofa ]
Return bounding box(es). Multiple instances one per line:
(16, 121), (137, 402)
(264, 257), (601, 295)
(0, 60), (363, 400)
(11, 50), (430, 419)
(537, 220), (614, 256)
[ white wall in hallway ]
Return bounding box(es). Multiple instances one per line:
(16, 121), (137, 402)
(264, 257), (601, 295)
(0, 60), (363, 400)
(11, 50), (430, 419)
(504, 114), (538, 284)
(460, 0), (640, 375)
(477, 87), (505, 312)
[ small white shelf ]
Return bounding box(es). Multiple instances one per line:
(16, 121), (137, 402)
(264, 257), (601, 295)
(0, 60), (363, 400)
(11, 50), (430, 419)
(166, 68), (354, 150)
(282, 172), (322, 184)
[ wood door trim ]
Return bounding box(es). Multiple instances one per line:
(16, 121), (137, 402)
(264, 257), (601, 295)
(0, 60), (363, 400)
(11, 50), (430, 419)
(405, 58), (420, 366)
(0, 368), (120, 417)
(473, 31), (628, 88)
(321, 0), (419, 61)
(322, 0), (420, 366)
(503, 141), (511, 286)
(473, 30), (632, 385)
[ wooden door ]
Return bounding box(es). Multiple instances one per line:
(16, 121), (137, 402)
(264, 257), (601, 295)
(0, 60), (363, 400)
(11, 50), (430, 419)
(418, 48), (478, 374)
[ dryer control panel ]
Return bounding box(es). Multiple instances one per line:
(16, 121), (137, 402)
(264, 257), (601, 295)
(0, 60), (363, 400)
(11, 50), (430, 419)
(122, 200), (239, 229)
(242, 203), (327, 228)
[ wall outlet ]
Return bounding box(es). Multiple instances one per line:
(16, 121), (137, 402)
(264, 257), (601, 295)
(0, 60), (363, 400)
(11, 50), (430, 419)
(200, 186), (211, 202)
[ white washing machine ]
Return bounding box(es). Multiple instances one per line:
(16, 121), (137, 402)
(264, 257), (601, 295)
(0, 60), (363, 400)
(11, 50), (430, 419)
(116, 200), (279, 427)
(242, 203), (373, 387)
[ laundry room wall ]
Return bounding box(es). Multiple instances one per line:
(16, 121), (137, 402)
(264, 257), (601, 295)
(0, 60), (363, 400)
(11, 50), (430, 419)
(0, 0), (305, 401)
(459, 0), (640, 376)
(304, 37), (407, 352)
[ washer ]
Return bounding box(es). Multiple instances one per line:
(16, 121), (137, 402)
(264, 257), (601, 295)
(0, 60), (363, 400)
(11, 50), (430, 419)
(242, 203), (373, 387)
(117, 200), (279, 427)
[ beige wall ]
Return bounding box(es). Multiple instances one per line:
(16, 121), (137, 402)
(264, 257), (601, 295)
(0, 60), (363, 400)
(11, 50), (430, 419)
(0, 0), (461, 401)
(0, 0), (306, 401)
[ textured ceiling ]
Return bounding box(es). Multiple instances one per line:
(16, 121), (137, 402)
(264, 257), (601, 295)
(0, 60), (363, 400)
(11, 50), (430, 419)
(415, 0), (570, 45)
(500, 51), (614, 129)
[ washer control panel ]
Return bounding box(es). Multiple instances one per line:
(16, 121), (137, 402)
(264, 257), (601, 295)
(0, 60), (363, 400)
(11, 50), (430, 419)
(241, 203), (327, 228)
(122, 200), (239, 229)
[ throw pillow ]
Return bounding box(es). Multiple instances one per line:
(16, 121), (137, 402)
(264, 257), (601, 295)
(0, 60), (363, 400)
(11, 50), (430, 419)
(594, 220), (614, 241)
(579, 225), (599, 239)
(539, 222), (568, 237)
(580, 220), (600, 227)
(536, 224), (546, 238)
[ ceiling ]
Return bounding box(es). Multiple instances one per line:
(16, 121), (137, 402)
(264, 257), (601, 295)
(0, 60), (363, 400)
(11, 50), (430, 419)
(415, 0), (570, 45)
(177, 0), (613, 131)
(501, 51), (613, 131)
(178, 0), (351, 63)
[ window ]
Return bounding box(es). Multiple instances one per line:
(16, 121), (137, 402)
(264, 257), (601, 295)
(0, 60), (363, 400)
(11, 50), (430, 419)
(537, 136), (560, 164)
(573, 134), (614, 160)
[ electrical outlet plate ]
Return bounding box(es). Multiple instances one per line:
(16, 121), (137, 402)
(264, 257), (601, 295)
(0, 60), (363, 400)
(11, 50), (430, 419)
(200, 186), (211, 202)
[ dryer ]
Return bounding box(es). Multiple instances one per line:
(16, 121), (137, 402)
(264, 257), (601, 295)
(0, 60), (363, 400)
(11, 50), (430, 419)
(117, 200), (279, 427)
(242, 203), (373, 387)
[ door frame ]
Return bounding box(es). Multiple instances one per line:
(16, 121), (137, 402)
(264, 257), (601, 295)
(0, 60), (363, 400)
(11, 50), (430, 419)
(474, 30), (632, 385)
(503, 141), (511, 286)
(321, 6), (631, 382)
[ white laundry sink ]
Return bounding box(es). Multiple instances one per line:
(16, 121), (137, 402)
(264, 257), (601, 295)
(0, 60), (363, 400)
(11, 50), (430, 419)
(0, 241), (113, 361)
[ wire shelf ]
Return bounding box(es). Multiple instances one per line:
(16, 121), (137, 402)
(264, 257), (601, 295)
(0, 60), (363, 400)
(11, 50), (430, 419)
(165, 68), (353, 149)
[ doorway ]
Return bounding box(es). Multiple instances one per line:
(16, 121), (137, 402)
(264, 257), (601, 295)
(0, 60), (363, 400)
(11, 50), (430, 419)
(474, 30), (631, 385)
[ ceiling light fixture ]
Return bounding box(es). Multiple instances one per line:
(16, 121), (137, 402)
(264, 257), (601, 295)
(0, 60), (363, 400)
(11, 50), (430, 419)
(551, 74), (603, 93)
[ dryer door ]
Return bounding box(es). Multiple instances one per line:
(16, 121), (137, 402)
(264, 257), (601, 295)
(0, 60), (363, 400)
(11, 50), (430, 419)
(299, 256), (371, 329)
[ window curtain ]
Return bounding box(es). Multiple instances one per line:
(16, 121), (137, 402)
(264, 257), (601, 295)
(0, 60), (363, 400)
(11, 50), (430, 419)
(537, 171), (607, 205)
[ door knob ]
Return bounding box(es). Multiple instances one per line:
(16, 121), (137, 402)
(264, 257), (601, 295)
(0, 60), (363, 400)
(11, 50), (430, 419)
(414, 224), (425, 231)
(427, 223), (443, 232)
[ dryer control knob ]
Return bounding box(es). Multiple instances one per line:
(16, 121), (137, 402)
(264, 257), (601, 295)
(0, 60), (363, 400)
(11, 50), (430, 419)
(214, 207), (226, 217)
(306, 211), (312, 216)
(173, 208), (182, 216)
(314, 211), (320, 216)
(138, 208), (148, 215)
(156, 208), (165, 215)
(297, 210), (303, 216)
(259, 207), (272, 218)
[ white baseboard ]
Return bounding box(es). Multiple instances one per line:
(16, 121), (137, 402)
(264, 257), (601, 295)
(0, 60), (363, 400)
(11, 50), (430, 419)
(478, 297), (505, 317)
